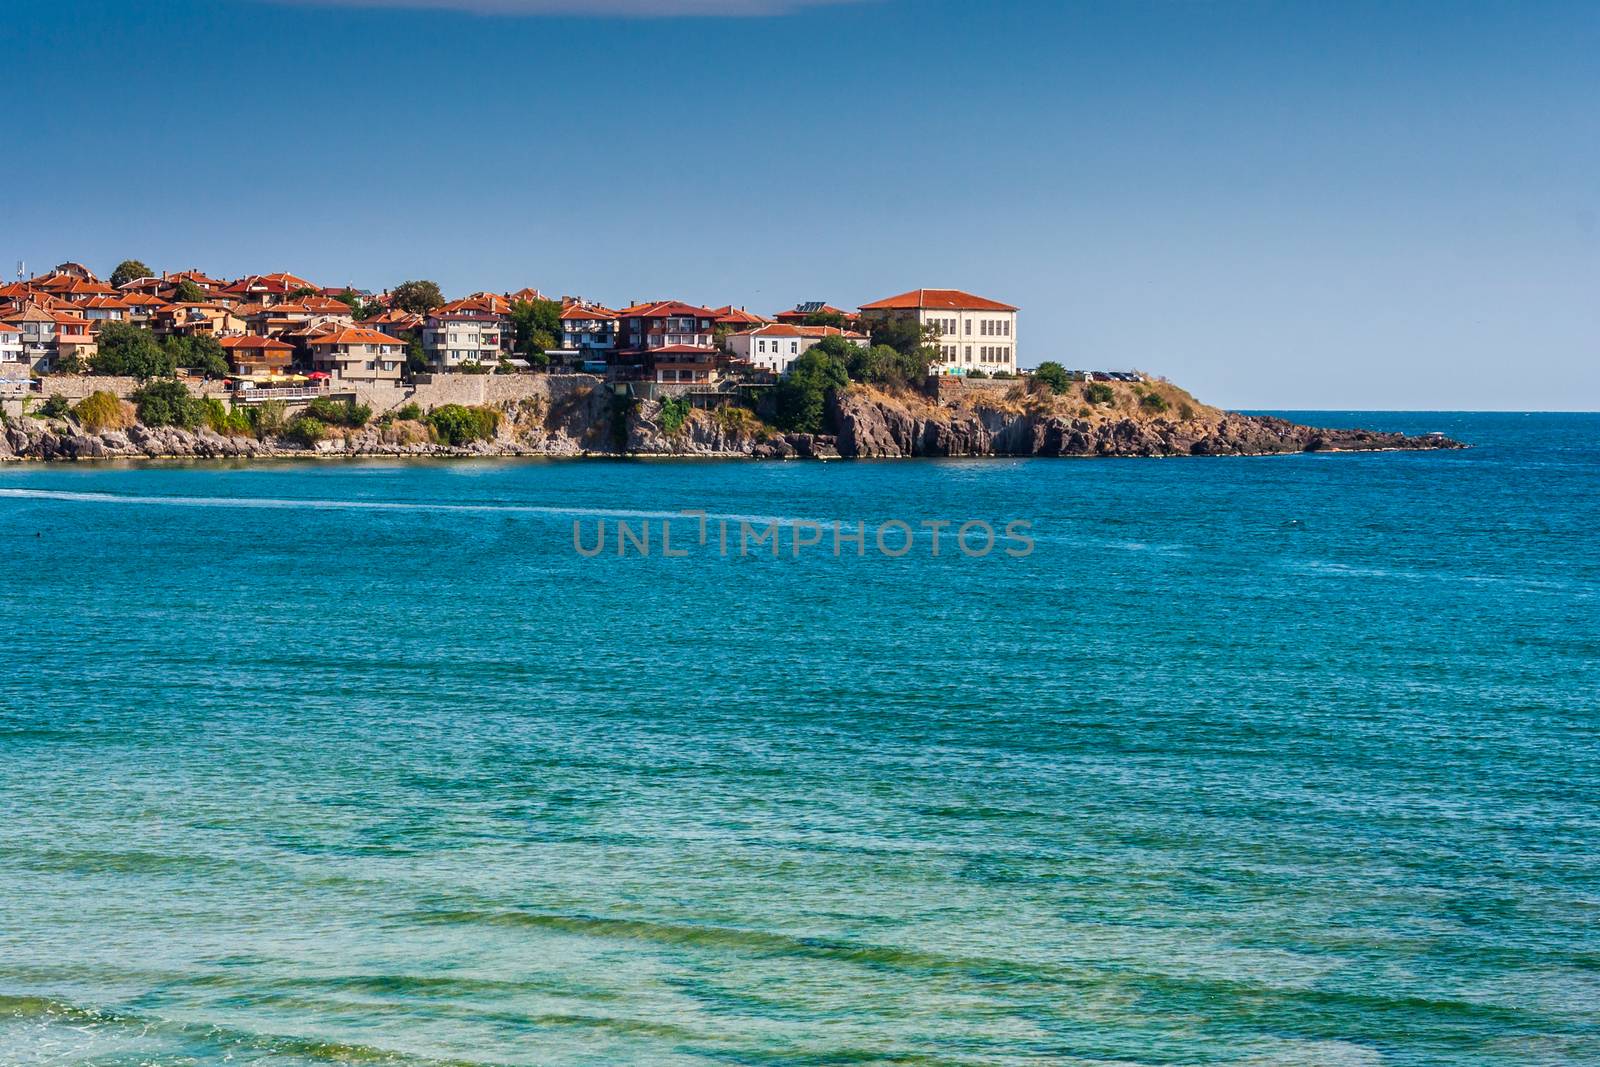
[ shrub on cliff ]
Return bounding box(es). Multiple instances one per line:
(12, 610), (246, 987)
(133, 379), (204, 428)
(427, 404), (500, 445)
(394, 402), (422, 422)
(39, 394), (71, 419)
(1139, 392), (1169, 413)
(306, 396), (371, 428)
(199, 398), (252, 436)
(1032, 362), (1071, 395)
(282, 415), (326, 447)
(966, 369), (989, 379)
(73, 391), (132, 432)
(1084, 382), (1115, 405)
(246, 401), (287, 438)
(658, 395), (691, 435)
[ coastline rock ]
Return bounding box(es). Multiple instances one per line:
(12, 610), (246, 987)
(1, 381), (1464, 463)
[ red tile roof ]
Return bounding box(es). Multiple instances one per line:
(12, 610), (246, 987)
(306, 327), (406, 347)
(858, 288), (1017, 312)
(220, 335), (295, 351)
(711, 305), (770, 326)
(734, 324), (867, 342)
(560, 301), (619, 320)
(616, 300), (717, 319)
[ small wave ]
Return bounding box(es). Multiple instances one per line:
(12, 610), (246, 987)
(0, 487), (827, 530)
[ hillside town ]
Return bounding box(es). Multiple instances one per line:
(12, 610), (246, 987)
(0, 262), (1023, 411)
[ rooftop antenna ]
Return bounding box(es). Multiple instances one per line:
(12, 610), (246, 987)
(15, 260), (25, 282)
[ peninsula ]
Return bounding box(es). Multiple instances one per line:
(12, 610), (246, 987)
(1, 263), (1462, 460)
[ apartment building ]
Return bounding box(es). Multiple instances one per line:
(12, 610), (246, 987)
(548, 301), (619, 369)
(615, 301), (720, 383)
(422, 298), (508, 370)
(857, 288), (1018, 375)
(306, 327), (407, 384)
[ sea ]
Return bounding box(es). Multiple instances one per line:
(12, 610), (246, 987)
(0, 411), (1595, 1067)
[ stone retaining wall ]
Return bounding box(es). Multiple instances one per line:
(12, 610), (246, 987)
(924, 376), (1028, 404)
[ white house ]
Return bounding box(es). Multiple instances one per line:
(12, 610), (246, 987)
(856, 288), (1018, 375)
(726, 323), (870, 376)
(422, 298), (508, 371)
(547, 301), (619, 369)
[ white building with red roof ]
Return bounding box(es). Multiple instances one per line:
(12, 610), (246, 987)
(549, 300), (619, 370)
(857, 288), (1018, 376)
(423, 297), (509, 371)
(726, 323), (869, 376)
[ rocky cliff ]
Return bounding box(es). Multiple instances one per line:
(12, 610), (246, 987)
(0, 377), (1462, 462)
(825, 385), (1459, 458)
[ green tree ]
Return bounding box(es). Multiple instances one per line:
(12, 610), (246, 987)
(1083, 381), (1115, 405)
(53, 350), (88, 375)
(510, 298), (562, 357)
(1033, 361), (1070, 395)
(287, 286), (319, 300)
(335, 288), (363, 315)
(92, 323), (177, 379)
(132, 379), (203, 428)
(803, 310), (848, 328)
(171, 278), (206, 303)
(391, 280), (444, 315)
(404, 332), (430, 377)
(282, 415), (326, 447)
(868, 315), (940, 359)
(772, 348), (848, 433)
(109, 259), (152, 289)
(163, 334), (229, 379)
(39, 394), (70, 419)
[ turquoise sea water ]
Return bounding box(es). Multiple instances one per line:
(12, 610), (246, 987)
(0, 411), (1596, 1066)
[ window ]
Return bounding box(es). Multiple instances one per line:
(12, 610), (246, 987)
(790, 342), (798, 354)
(1003, 320), (1011, 337)
(964, 319), (972, 335)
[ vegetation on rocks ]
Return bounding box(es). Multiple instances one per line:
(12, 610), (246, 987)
(133, 379), (205, 428)
(426, 404), (501, 445)
(73, 391), (133, 432)
(305, 397), (372, 428)
(658, 394), (692, 435)
(282, 415), (327, 447)
(1032, 361), (1070, 395)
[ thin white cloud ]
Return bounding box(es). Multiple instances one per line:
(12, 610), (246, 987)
(266, 0), (863, 15)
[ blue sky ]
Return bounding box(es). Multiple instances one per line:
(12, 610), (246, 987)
(5, 0), (1597, 409)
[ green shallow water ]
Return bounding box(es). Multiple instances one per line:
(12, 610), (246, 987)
(0, 412), (1596, 1066)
